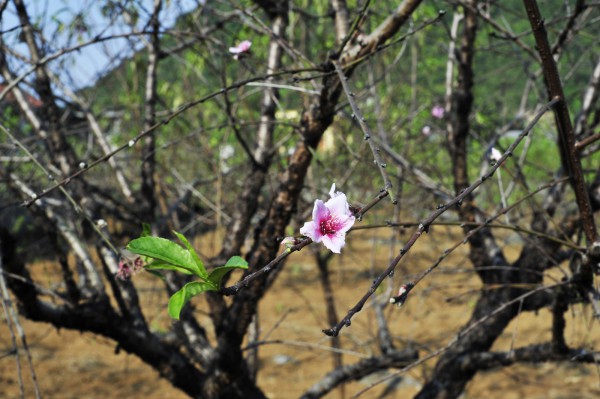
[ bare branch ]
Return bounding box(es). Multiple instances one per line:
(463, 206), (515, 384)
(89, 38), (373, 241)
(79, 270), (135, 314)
(524, 0), (598, 245)
(323, 98), (559, 337)
(300, 349), (418, 399)
(574, 56), (600, 138)
(331, 0), (350, 45)
(21, 67), (318, 207)
(0, 239), (41, 399)
(333, 60), (396, 203)
(458, 344), (600, 371)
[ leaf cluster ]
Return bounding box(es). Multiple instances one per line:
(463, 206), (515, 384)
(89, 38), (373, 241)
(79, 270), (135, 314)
(126, 225), (247, 319)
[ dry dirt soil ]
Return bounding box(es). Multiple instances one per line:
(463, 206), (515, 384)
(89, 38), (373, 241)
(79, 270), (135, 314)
(1, 227), (599, 398)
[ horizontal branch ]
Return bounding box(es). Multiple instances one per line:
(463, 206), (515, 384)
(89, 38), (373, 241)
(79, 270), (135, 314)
(458, 343), (600, 371)
(300, 349), (418, 399)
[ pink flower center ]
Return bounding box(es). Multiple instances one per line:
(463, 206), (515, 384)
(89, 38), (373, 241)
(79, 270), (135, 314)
(320, 217), (338, 235)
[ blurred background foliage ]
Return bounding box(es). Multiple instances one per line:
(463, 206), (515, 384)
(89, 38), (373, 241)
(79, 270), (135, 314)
(1, 0), (598, 252)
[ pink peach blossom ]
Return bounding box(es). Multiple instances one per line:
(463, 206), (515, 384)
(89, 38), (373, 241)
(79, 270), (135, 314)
(229, 40), (252, 59)
(300, 184), (355, 253)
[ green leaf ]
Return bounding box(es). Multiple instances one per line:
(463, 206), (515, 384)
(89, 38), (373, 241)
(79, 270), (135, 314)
(224, 256), (249, 268)
(207, 256), (249, 287)
(145, 260), (193, 275)
(127, 236), (201, 277)
(172, 231), (207, 278)
(168, 281), (216, 320)
(145, 269), (166, 280)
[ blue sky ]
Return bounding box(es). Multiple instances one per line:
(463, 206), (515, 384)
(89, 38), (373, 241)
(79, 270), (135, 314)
(1, 0), (199, 90)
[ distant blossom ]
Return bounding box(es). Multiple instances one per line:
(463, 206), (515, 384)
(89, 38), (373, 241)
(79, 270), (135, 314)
(220, 144), (235, 160)
(300, 184), (355, 253)
(220, 144), (235, 173)
(488, 147), (503, 163)
(229, 40), (252, 60)
(431, 105), (445, 119)
(421, 125), (432, 136)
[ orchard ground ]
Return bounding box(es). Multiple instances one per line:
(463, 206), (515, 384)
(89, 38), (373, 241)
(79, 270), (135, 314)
(1, 227), (599, 399)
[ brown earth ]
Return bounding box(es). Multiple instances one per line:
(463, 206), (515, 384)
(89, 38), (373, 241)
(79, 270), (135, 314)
(1, 227), (599, 398)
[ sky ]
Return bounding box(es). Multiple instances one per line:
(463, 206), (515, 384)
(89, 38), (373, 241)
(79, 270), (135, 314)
(1, 0), (199, 90)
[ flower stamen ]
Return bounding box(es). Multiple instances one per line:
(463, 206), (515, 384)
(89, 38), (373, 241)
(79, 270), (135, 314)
(320, 219), (337, 235)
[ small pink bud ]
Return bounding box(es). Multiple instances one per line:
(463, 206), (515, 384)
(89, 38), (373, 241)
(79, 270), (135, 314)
(280, 237), (297, 247)
(390, 282), (414, 307)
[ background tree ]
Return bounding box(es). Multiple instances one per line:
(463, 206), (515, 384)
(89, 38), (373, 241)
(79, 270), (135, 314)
(1, 1), (599, 398)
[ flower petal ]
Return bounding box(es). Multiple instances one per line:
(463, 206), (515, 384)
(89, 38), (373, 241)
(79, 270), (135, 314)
(300, 184), (355, 253)
(336, 214), (355, 234)
(312, 199), (330, 223)
(325, 194), (351, 217)
(229, 40), (252, 54)
(239, 40), (252, 51)
(329, 183), (338, 198)
(321, 233), (344, 253)
(300, 221), (322, 242)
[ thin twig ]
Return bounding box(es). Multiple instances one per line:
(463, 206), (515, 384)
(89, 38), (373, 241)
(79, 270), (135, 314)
(350, 213), (581, 251)
(334, 0), (372, 57)
(333, 60), (395, 204)
(410, 176), (572, 287)
(352, 281), (569, 397)
(323, 98), (560, 337)
(222, 84), (261, 168)
(0, 270), (24, 398)
(243, 339), (372, 359)
(294, 8), (443, 83)
(575, 131), (600, 151)
(220, 238), (312, 296)
(245, 81), (319, 94)
(1, 124), (121, 258)
(0, 30), (164, 102)
(0, 248), (41, 399)
(457, 0), (539, 61)
(220, 185), (390, 296)
(20, 67), (320, 207)
(354, 190), (389, 220)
